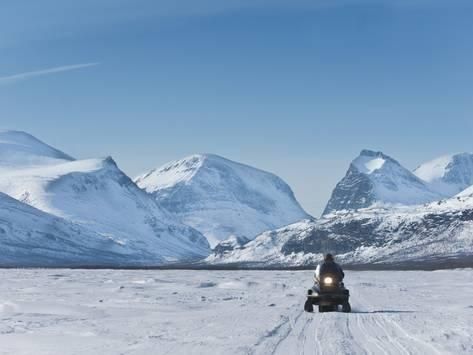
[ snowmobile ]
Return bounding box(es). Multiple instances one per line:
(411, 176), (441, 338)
(304, 274), (351, 313)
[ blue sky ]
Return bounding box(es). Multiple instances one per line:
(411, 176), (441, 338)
(1, 0), (472, 215)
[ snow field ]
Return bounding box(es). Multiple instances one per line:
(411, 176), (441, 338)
(0, 269), (472, 354)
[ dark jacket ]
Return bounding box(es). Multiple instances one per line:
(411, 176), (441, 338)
(319, 260), (344, 281)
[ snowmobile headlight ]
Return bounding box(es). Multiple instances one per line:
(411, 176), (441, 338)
(323, 277), (333, 285)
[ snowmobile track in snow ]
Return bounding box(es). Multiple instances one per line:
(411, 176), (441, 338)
(0, 269), (472, 355)
(255, 311), (446, 355)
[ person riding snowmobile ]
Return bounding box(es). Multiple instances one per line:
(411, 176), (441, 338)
(311, 253), (345, 293)
(305, 253), (351, 312)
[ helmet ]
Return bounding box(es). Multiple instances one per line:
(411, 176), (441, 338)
(324, 253), (334, 262)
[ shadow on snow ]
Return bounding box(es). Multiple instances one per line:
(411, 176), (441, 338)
(351, 310), (415, 314)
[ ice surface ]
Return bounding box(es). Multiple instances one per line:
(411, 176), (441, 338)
(0, 269), (471, 354)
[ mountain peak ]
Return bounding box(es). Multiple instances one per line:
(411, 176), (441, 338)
(135, 154), (310, 247)
(323, 150), (442, 215)
(359, 149), (385, 157)
(352, 150), (397, 174)
(135, 154), (207, 193)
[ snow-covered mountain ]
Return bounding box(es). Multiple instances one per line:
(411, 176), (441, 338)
(458, 185), (473, 198)
(208, 151), (473, 268)
(323, 150), (443, 215)
(0, 130), (73, 168)
(0, 131), (210, 265)
(0, 192), (141, 267)
(135, 154), (310, 247)
(414, 153), (473, 196)
(3, 131), (472, 269)
(207, 194), (473, 267)
(211, 235), (250, 259)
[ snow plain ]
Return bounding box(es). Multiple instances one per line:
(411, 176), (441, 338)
(0, 269), (472, 355)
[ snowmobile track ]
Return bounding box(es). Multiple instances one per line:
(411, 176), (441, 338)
(1, 269), (472, 355)
(265, 310), (447, 355)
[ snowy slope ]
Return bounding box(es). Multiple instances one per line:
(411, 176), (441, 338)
(458, 185), (473, 198)
(208, 193), (473, 267)
(135, 154), (310, 247)
(0, 192), (145, 267)
(0, 132), (210, 265)
(414, 153), (473, 196)
(0, 130), (73, 168)
(323, 150), (443, 215)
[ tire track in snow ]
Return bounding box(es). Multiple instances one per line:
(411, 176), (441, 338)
(296, 316), (313, 354)
(386, 317), (443, 355)
(265, 310), (444, 355)
(370, 314), (410, 354)
(250, 308), (304, 355)
(272, 312), (313, 355)
(353, 313), (389, 355)
(269, 310), (306, 355)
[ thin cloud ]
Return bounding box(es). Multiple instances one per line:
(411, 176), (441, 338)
(0, 62), (99, 85)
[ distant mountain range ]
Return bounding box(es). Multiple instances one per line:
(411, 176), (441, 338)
(0, 130), (308, 266)
(1, 130), (472, 268)
(207, 150), (473, 268)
